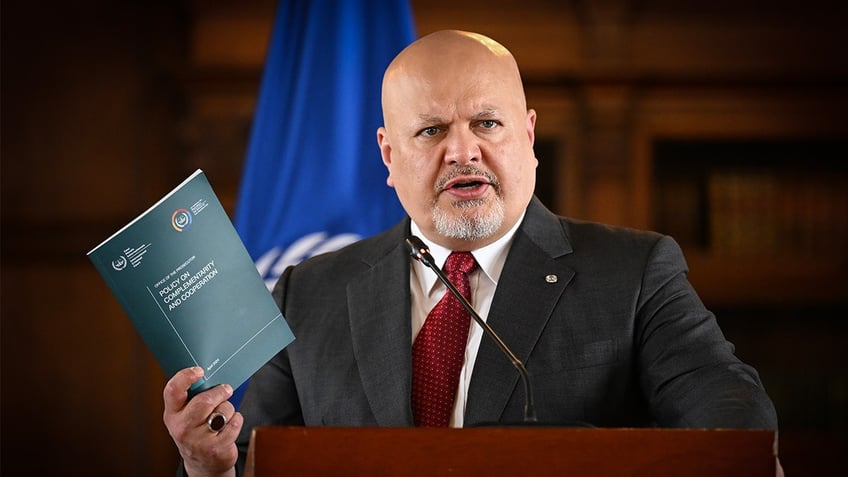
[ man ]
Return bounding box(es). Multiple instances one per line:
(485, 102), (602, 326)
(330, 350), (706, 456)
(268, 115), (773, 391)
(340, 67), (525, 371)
(164, 30), (778, 477)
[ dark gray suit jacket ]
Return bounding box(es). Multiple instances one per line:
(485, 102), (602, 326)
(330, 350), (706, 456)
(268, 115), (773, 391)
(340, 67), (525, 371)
(233, 197), (777, 470)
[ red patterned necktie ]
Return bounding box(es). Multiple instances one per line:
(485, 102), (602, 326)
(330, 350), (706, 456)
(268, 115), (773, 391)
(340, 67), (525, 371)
(412, 251), (478, 427)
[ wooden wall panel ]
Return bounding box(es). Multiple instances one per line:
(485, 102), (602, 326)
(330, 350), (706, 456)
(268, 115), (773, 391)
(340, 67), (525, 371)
(1, 263), (177, 475)
(1, 1), (186, 475)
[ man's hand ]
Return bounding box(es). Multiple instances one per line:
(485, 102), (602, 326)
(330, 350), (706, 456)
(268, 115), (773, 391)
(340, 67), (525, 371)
(163, 367), (242, 477)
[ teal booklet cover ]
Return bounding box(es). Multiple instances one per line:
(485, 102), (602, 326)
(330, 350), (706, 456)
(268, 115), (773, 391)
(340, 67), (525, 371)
(88, 169), (295, 396)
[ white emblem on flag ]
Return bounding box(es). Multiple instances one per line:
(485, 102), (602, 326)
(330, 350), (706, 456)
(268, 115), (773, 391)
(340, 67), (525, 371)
(255, 232), (361, 289)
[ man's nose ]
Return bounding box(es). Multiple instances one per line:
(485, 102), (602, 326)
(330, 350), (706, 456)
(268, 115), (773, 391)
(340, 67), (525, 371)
(443, 127), (481, 165)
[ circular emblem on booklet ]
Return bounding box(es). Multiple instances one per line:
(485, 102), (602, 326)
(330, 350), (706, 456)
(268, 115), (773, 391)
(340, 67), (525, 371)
(112, 255), (128, 271)
(172, 208), (193, 232)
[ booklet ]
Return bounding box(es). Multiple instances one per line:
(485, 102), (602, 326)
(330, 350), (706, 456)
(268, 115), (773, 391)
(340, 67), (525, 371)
(87, 169), (295, 396)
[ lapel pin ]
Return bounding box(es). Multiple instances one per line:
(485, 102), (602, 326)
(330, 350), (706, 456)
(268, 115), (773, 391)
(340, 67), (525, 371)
(545, 274), (558, 283)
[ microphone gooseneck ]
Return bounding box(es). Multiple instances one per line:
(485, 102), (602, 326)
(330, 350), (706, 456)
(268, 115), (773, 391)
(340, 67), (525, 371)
(404, 235), (537, 424)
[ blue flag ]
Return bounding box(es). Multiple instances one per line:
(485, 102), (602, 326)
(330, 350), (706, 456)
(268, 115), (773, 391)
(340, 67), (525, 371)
(231, 1), (416, 405)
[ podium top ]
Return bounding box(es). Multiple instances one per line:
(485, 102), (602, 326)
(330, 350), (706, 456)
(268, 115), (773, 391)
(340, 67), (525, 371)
(245, 426), (776, 477)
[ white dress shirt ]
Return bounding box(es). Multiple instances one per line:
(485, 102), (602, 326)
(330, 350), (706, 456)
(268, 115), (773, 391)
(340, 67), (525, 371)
(409, 215), (523, 427)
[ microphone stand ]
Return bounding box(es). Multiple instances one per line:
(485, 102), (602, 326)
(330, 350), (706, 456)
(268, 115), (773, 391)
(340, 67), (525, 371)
(406, 235), (537, 424)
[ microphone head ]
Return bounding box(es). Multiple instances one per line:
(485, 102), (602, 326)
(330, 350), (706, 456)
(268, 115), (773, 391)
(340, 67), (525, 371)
(405, 235), (434, 268)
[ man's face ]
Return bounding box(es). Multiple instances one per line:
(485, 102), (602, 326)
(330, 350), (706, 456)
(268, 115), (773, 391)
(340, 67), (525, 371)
(377, 39), (538, 251)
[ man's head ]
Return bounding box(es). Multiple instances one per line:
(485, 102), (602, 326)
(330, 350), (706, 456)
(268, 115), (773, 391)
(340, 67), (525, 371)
(377, 30), (538, 251)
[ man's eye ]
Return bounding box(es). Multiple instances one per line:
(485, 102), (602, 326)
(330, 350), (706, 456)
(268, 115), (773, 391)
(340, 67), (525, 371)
(479, 120), (498, 129)
(419, 126), (440, 137)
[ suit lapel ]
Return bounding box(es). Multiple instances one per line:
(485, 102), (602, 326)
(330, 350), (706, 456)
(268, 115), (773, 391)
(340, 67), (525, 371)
(465, 198), (575, 425)
(347, 222), (415, 426)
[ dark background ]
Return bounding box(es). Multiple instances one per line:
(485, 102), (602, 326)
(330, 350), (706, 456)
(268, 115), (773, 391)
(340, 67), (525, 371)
(2, 1), (846, 475)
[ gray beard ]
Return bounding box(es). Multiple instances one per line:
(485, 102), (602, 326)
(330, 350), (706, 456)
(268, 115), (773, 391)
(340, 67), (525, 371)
(432, 196), (505, 241)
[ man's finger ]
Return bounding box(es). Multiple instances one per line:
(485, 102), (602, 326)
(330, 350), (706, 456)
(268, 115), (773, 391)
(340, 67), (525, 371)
(163, 366), (204, 413)
(182, 383), (234, 427)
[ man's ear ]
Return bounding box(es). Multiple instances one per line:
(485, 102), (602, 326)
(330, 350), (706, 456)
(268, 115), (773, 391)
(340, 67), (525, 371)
(376, 126), (395, 187)
(525, 109), (537, 147)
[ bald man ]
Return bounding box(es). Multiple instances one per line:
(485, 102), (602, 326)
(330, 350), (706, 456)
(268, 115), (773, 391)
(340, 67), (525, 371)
(164, 30), (778, 477)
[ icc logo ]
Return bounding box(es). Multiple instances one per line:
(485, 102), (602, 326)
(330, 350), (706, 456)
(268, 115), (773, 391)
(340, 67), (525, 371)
(112, 255), (128, 271)
(172, 208), (192, 232)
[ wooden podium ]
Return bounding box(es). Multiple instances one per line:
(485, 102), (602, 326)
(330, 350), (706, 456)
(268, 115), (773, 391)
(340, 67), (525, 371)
(245, 426), (777, 476)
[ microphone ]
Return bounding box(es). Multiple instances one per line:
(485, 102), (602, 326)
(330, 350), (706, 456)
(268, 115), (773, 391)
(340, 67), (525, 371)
(405, 235), (537, 424)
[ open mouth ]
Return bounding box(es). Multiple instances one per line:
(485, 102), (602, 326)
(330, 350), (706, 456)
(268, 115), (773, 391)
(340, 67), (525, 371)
(444, 176), (490, 191)
(441, 175), (492, 200)
(451, 179), (486, 190)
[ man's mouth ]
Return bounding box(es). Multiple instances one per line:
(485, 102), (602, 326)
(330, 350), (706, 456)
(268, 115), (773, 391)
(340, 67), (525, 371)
(435, 166), (499, 200)
(448, 178), (488, 190)
(442, 175), (492, 199)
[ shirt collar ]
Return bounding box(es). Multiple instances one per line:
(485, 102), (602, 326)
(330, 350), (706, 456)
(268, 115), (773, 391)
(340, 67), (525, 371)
(410, 212), (525, 297)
